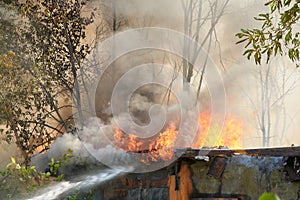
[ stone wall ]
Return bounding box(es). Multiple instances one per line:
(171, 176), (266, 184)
(186, 156), (300, 200)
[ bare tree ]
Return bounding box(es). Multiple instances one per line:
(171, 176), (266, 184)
(242, 60), (300, 147)
(181, 0), (229, 94)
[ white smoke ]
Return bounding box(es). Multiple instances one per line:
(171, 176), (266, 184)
(30, 0), (300, 173)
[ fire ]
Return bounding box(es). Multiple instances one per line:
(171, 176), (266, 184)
(215, 115), (243, 148)
(114, 123), (178, 164)
(114, 111), (243, 164)
(193, 110), (212, 147)
(194, 111), (243, 149)
(149, 123), (178, 160)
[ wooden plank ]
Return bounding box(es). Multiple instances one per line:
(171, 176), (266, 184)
(175, 146), (300, 158)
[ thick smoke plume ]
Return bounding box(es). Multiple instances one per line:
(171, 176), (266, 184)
(32, 0), (300, 171)
(2, 0), (300, 171)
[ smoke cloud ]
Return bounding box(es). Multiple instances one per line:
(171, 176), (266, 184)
(3, 0), (300, 172)
(32, 0), (300, 172)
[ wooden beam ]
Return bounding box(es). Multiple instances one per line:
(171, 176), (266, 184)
(175, 146), (300, 158)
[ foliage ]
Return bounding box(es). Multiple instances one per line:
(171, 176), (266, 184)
(64, 190), (93, 200)
(47, 148), (73, 181)
(0, 0), (94, 165)
(20, 0), (93, 116)
(0, 150), (73, 199)
(0, 48), (57, 164)
(258, 192), (280, 200)
(0, 157), (45, 199)
(0, 157), (40, 196)
(236, 0), (300, 65)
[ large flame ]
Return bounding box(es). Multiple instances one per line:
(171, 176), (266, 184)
(193, 110), (243, 149)
(215, 114), (243, 148)
(114, 110), (243, 163)
(114, 123), (178, 164)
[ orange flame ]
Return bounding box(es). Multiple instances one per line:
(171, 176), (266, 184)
(193, 110), (211, 148)
(149, 123), (178, 160)
(215, 115), (243, 148)
(114, 111), (243, 164)
(193, 111), (243, 149)
(114, 123), (178, 164)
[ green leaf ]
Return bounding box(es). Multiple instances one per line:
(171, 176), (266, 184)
(274, 44), (279, 55)
(288, 48), (294, 59)
(285, 30), (292, 42)
(254, 16), (266, 21)
(270, 2), (276, 12)
(235, 32), (245, 38)
(236, 38), (248, 44)
(295, 48), (299, 60)
(265, 1), (273, 6)
(258, 192), (280, 200)
(56, 174), (64, 182)
(258, 13), (269, 18)
(241, 29), (249, 34)
(0, 169), (9, 176)
(267, 48), (272, 63)
(284, 0), (292, 6)
(45, 172), (51, 178)
(243, 49), (254, 56)
(254, 51), (262, 65)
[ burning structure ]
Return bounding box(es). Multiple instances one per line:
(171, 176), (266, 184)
(15, 1), (300, 199)
(49, 111), (300, 200)
(31, 107), (300, 199)
(93, 146), (300, 200)
(29, 99), (296, 200)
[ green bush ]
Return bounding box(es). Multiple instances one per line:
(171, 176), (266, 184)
(259, 192), (280, 200)
(0, 149), (73, 199)
(64, 190), (93, 200)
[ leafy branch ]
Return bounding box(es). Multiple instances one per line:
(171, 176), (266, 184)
(236, 0), (300, 66)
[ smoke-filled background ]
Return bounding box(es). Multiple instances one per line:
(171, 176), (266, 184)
(115, 0), (300, 148)
(85, 0), (300, 148)
(1, 0), (300, 170)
